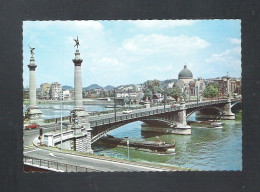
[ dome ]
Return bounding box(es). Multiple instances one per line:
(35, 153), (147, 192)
(189, 80), (196, 87)
(178, 65), (193, 79)
(173, 80), (184, 89)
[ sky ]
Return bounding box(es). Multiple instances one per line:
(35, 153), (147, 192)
(23, 20), (241, 88)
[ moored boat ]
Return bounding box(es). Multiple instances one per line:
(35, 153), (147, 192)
(100, 135), (175, 154)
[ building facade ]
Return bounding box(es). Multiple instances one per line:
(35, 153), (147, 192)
(172, 65), (206, 100)
(50, 82), (62, 100)
(40, 83), (51, 99)
(212, 76), (241, 97)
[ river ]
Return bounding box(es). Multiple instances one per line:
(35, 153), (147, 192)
(92, 112), (242, 171)
(24, 103), (242, 171)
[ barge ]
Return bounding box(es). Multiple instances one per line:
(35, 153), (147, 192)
(189, 120), (224, 128)
(100, 135), (175, 154)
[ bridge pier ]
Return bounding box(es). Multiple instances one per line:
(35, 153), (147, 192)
(174, 101), (191, 135)
(221, 98), (235, 120)
(71, 122), (93, 154)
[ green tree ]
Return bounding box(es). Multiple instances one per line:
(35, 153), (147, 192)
(202, 83), (219, 98)
(166, 87), (182, 101)
(143, 80), (162, 100)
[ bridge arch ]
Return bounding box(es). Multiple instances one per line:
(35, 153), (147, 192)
(92, 120), (146, 143)
(231, 101), (242, 108)
(92, 117), (176, 144)
(186, 106), (224, 118)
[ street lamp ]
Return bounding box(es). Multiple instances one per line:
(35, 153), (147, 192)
(60, 93), (63, 150)
(218, 87), (220, 103)
(114, 89), (116, 122)
(128, 89), (130, 109)
(197, 86), (199, 104)
(164, 88), (166, 112)
(127, 140), (129, 160)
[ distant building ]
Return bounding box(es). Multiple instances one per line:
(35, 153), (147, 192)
(212, 76), (241, 97)
(50, 82), (62, 100)
(172, 65), (205, 99)
(40, 83), (51, 99)
(167, 82), (175, 88)
(62, 90), (71, 100)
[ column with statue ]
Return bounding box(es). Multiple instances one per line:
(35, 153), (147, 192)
(24, 46), (43, 125)
(70, 37), (93, 154)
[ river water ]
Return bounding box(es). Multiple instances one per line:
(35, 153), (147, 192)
(92, 112), (242, 171)
(24, 104), (242, 171)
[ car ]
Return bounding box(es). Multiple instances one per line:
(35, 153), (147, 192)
(171, 105), (177, 108)
(25, 123), (40, 130)
(122, 109), (132, 114)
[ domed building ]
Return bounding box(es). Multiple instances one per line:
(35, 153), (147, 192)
(173, 65), (205, 100)
(178, 65), (193, 84)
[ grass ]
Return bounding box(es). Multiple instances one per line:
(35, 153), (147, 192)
(39, 145), (196, 171)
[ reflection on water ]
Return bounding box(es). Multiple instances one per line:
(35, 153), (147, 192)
(93, 113), (242, 171)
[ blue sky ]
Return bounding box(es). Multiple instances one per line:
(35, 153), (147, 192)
(23, 20), (241, 88)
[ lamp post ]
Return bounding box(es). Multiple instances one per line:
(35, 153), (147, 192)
(128, 89), (130, 109)
(60, 92), (63, 150)
(127, 140), (129, 160)
(164, 88), (166, 112)
(196, 86), (199, 105)
(218, 87), (220, 103)
(114, 89), (116, 122)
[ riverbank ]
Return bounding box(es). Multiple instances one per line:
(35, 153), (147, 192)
(36, 145), (194, 171)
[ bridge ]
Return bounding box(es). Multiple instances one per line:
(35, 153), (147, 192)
(43, 98), (241, 154)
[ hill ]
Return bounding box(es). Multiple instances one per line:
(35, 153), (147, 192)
(104, 85), (115, 90)
(62, 85), (74, 90)
(83, 84), (103, 91)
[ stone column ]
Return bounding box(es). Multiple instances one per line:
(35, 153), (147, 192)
(28, 56), (37, 108)
(70, 49), (88, 122)
(25, 56), (43, 124)
(227, 75), (230, 97)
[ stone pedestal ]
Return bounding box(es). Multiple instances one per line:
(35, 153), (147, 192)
(25, 55), (43, 124)
(25, 107), (43, 124)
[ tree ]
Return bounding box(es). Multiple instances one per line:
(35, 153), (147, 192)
(202, 83), (219, 98)
(143, 80), (162, 100)
(166, 87), (182, 101)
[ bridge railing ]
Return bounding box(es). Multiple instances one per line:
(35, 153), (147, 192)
(24, 156), (99, 172)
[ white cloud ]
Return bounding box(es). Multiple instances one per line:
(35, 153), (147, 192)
(130, 20), (198, 29)
(122, 34), (209, 55)
(89, 57), (127, 73)
(206, 47), (241, 63)
(228, 38), (241, 45)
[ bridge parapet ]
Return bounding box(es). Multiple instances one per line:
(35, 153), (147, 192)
(43, 129), (85, 147)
